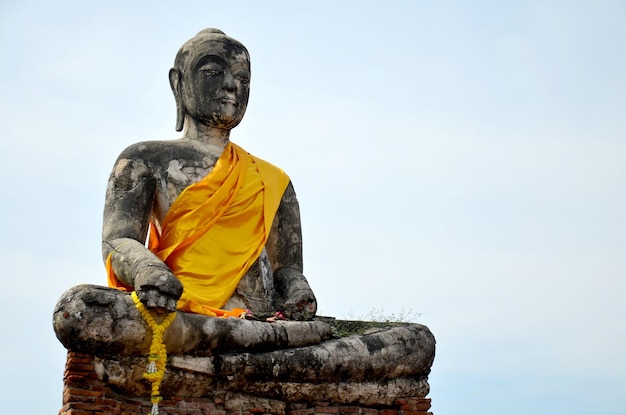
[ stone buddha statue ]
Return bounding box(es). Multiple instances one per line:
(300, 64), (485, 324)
(53, 29), (434, 408)
(100, 28), (315, 322)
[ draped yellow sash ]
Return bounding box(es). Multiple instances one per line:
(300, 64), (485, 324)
(107, 142), (290, 317)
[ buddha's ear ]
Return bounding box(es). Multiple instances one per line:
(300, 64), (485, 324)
(169, 68), (184, 132)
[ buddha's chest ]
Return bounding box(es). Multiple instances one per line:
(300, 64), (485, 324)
(152, 156), (218, 221)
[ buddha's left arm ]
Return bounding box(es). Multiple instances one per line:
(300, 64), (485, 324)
(266, 181), (317, 320)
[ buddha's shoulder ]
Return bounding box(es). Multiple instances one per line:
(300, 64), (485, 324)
(116, 139), (204, 164)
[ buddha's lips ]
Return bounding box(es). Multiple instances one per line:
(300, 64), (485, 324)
(219, 97), (239, 106)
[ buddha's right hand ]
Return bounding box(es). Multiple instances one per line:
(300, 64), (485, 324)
(134, 266), (183, 313)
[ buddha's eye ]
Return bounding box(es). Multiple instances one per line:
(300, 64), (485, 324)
(234, 71), (250, 85)
(199, 63), (223, 77)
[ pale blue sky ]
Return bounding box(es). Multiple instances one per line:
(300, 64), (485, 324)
(1, 1), (625, 414)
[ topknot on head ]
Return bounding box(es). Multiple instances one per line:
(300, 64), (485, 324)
(196, 28), (226, 36)
(173, 28), (248, 71)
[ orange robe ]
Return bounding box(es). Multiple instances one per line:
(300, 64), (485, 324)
(108, 142), (290, 317)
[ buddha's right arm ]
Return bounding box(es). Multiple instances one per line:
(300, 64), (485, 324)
(101, 156), (182, 310)
(102, 237), (170, 288)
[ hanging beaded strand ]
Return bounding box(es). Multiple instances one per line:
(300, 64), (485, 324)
(131, 291), (177, 415)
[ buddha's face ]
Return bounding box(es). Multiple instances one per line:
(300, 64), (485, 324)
(180, 38), (250, 130)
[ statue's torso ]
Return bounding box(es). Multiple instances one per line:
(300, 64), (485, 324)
(121, 139), (278, 316)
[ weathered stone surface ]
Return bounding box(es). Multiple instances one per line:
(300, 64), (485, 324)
(95, 339), (432, 405)
(54, 284), (332, 356)
(169, 324), (434, 383)
(61, 322), (434, 406)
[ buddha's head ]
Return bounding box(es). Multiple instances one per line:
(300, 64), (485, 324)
(170, 29), (251, 132)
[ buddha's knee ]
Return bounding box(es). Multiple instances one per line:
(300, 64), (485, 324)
(53, 284), (150, 355)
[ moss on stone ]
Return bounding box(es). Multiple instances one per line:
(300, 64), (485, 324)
(316, 316), (412, 338)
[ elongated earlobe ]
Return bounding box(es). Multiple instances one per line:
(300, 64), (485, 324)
(169, 68), (185, 132)
(174, 98), (184, 132)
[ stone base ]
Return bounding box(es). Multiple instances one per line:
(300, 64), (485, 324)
(59, 352), (433, 415)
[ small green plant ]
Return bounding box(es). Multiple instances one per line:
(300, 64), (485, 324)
(324, 308), (422, 338)
(343, 307), (422, 323)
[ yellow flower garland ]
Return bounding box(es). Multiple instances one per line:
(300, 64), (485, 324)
(131, 291), (177, 415)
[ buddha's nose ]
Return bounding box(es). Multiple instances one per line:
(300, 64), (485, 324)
(222, 73), (236, 92)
